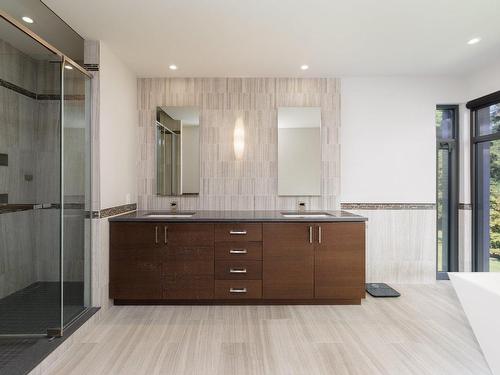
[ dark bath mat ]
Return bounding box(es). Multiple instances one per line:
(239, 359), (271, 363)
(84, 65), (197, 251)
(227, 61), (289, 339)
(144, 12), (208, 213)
(366, 283), (401, 297)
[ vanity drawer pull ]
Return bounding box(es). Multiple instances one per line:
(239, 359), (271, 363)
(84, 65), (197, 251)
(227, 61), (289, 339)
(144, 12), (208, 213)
(229, 268), (247, 274)
(215, 242), (262, 260)
(215, 280), (262, 298)
(230, 288), (247, 293)
(215, 260), (262, 279)
(230, 249), (248, 254)
(215, 224), (262, 241)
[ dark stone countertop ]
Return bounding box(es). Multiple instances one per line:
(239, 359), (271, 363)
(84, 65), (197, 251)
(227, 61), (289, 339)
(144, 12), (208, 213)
(108, 210), (367, 222)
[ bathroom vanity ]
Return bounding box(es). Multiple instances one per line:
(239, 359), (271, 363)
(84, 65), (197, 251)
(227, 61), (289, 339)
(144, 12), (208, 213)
(109, 211), (367, 305)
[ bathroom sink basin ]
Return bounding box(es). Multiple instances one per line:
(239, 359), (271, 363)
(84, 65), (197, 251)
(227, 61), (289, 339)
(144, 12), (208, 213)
(145, 212), (195, 218)
(280, 212), (333, 218)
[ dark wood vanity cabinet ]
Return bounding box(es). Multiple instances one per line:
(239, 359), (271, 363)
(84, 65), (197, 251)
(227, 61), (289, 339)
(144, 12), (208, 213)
(214, 223), (263, 299)
(110, 220), (365, 304)
(262, 222), (365, 301)
(262, 223), (314, 299)
(110, 222), (214, 300)
(109, 222), (164, 299)
(313, 223), (365, 300)
(163, 224), (214, 299)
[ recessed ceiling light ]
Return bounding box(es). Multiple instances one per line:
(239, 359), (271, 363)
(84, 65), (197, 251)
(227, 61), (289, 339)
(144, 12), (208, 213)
(22, 16), (34, 24)
(169, 64), (178, 70)
(467, 37), (481, 45)
(300, 65), (309, 70)
(64, 65), (73, 70)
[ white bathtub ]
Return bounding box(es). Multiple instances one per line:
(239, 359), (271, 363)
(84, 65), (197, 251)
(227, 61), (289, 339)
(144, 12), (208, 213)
(449, 272), (500, 375)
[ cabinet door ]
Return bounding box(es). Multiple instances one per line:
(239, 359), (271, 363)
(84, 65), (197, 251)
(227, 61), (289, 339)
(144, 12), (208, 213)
(314, 223), (365, 299)
(110, 222), (163, 299)
(163, 223), (214, 299)
(263, 223), (314, 299)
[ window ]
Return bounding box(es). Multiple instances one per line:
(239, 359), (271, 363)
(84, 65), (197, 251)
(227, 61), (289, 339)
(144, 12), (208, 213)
(468, 91), (500, 272)
(436, 105), (459, 279)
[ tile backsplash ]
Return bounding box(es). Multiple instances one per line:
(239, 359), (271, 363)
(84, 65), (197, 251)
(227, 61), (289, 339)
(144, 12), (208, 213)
(137, 78), (340, 211)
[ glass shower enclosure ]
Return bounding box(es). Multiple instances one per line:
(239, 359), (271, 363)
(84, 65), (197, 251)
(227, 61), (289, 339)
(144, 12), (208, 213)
(0, 13), (92, 337)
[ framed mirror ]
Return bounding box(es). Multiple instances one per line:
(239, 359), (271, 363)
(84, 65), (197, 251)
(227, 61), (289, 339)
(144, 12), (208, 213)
(156, 106), (200, 196)
(278, 107), (321, 196)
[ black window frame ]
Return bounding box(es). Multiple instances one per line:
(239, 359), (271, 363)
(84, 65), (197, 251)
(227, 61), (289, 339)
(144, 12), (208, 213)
(467, 90), (500, 271)
(436, 104), (459, 280)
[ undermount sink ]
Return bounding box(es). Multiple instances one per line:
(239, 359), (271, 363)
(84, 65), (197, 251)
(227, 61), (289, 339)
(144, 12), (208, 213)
(280, 212), (333, 218)
(145, 212), (195, 218)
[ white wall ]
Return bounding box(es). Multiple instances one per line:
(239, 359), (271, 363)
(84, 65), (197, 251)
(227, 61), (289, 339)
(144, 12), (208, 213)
(341, 77), (467, 203)
(341, 77), (469, 283)
(466, 62), (500, 100)
(99, 42), (138, 209)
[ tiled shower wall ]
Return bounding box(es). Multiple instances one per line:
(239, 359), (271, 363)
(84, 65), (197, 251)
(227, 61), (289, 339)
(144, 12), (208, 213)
(0, 36), (87, 297)
(137, 78), (341, 211)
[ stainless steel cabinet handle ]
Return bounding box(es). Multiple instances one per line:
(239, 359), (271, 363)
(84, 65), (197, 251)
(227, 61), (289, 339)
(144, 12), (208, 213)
(230, 249), (248, 254)
(318, 226), (322, 244)
(230, 287), (247, 293)
(229, 268), (247, 274)
(309, 226), (313, 244)
(155, 226), (158, 244)
(164, 226), (168, 244)
(229, 230), (247, 235)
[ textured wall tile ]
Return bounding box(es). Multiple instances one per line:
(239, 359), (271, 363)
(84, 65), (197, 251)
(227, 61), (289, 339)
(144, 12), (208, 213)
(348, 209), (437, 284)
(137, 78), (341, 211)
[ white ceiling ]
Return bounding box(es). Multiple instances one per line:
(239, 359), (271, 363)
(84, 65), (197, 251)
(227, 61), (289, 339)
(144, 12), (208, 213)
(43, 0), (500, 77)
(2, 0), (84, 61)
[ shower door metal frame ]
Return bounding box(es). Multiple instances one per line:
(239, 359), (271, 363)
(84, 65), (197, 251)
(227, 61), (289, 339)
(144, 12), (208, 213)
(0, 10), (93, 338)
(0, 10), (92, 79)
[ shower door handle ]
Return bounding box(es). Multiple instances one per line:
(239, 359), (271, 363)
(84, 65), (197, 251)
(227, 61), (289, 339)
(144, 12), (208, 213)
(155, 226), (158, 244)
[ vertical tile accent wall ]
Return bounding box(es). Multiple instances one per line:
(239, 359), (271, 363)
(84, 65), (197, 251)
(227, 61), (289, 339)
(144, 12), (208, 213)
(137, 78), (341, 211)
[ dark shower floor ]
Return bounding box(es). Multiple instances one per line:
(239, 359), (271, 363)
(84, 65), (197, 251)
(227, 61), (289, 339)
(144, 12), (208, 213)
(0, 308), (99, 375)
(0, 282), (85, 335)
(0, 282), (98, 374)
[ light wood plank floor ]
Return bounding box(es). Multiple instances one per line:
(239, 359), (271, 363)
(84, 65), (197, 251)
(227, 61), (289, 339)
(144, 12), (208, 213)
(44, 282), (491, 375)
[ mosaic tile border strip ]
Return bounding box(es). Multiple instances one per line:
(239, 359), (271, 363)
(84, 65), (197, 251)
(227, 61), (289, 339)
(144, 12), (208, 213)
(0, 78), (37, 99)
(1, 78), (87, 101)
(0, 203), (86, 215)
(341, 203), (436, 210)
(83, 63), (99, 71)
(99, 203), (137, 218)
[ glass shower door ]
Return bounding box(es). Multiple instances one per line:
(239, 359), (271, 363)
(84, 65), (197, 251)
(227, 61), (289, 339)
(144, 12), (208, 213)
(0, 16), (63, 336)
(61, 60), (92, 328)
(0, 11), (92, 339)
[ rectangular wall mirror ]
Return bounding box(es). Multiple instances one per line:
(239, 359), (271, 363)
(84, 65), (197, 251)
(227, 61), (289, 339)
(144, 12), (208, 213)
(278, 107), (321, 196)
(156, 106), (200, 196)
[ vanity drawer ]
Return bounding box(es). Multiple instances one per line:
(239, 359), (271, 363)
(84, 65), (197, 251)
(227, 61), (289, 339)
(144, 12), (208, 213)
(215, 242), (262, 260)
(215, 260), (262, 280)
(215, 223), (262, 242)
(215, 280), (262, 299)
